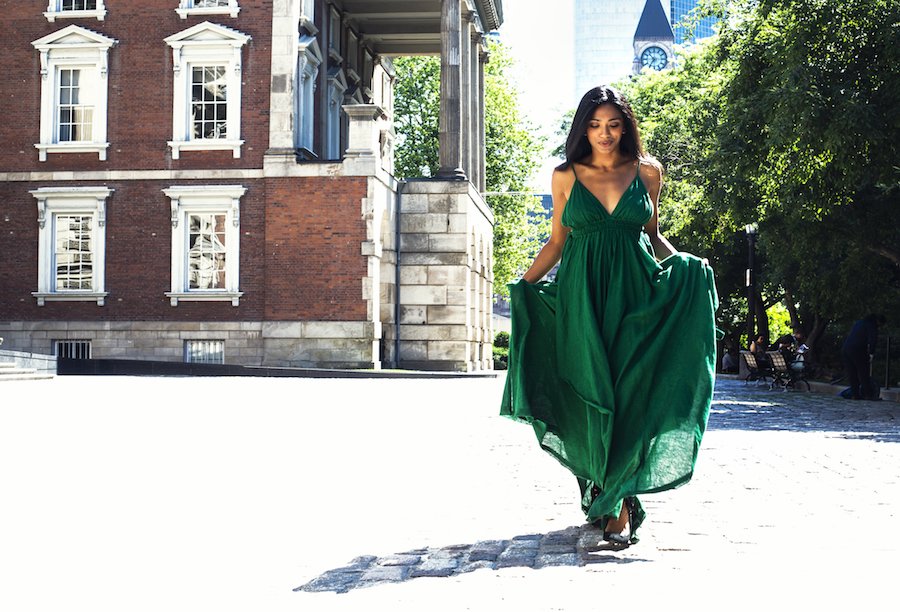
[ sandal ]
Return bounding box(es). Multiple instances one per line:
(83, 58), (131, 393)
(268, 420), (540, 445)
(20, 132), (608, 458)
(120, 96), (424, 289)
(603, 497), (642, 546)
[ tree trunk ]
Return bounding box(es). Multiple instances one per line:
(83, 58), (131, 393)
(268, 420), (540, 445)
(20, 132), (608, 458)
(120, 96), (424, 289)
(808, 314), (827, 350)
(783, 285), (803, 331)
(754, 292), (769, 343)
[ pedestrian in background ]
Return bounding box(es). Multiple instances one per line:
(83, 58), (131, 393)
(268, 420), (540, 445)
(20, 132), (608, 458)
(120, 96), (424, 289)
(500, 86), (718, 546)
(841, 314), (885, 400)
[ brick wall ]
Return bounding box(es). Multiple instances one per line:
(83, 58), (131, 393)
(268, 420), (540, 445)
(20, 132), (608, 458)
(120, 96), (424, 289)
(0, 179), (267, 321)
(264, 176), (369, 321)
(1, 0), (272, 172)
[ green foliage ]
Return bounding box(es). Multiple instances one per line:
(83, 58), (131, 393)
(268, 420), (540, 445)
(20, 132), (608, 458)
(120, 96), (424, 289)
(493, 331), (510, 369)
(766, 301), (793, 343)
(392, 56), (441, 179)
(551, 109), (575, 159)
(620, 0), (900, 355)
(493, 330), (510, 348)
(392, 41), (546, 296)
(492, 344), (509, 370)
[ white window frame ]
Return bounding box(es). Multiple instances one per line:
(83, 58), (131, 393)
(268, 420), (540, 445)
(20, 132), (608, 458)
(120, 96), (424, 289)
(296, 35), (323, 153)
(176, 0), (240, 20)
(164, 22), (250, 160)
(326, 68), (348, 160)
(30, 186), (113, 306)
(44, 0), (107, 22)
(162, 185), (246, 306)
(32, 25), (117, 162)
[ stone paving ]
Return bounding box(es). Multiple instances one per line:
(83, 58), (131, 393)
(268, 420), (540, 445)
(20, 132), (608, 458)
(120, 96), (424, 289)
(1, 375), (898, 612)
(293, 377), (900, 605)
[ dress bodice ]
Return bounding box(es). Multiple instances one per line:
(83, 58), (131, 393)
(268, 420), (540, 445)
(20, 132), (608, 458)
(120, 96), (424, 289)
(561, 167), (653, 234)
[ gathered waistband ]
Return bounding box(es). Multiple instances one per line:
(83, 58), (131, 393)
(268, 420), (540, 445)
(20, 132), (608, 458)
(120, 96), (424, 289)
(568, 220), (644, 237)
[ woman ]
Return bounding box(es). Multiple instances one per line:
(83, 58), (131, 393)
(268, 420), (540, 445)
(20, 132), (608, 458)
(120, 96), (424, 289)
(500, 86), (718, 545)
(749, 334), (771, 369)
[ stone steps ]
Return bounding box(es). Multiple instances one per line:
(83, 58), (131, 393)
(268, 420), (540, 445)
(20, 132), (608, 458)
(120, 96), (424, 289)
(0, 361), (55, 381)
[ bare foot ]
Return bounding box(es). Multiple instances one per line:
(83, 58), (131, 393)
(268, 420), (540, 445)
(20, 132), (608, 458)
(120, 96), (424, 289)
(604, 500), (629, 534)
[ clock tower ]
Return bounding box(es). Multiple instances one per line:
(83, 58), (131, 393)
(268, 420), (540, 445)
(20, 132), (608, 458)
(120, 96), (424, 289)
(632, 0), (675, 74)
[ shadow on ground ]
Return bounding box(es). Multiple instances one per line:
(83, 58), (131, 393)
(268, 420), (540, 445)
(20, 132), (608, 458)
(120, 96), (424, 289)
(708, 379), (900, 443)
(295, 524), (648, 594)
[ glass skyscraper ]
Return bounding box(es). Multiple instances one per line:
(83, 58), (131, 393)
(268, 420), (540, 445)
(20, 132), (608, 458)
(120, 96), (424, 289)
(670, 0), (717, 44)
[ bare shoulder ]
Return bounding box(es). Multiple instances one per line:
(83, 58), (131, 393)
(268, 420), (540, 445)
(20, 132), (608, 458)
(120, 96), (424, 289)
(551, 166), (576, 195)
(638, 156), (663, 192)
(639, 155), (664, 179)
(552, 166), (576, 188)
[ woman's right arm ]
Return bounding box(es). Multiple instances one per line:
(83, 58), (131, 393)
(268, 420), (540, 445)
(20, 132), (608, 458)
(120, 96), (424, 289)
(522, 169), (573, 283)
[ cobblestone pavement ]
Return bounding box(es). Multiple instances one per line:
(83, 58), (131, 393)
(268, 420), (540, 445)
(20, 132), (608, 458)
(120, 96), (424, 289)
(1, 375), (898, 612)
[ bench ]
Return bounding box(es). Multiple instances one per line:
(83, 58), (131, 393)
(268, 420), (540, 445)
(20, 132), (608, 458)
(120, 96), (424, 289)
(740, 350), (772, 385)
(766, 350), (810, 391)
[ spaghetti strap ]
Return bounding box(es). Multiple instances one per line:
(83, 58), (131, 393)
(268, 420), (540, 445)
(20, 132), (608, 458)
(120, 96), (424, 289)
(571, 164), (579, 180)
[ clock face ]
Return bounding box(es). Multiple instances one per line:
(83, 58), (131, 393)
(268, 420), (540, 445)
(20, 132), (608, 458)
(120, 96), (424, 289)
(640, 46), (668, 70)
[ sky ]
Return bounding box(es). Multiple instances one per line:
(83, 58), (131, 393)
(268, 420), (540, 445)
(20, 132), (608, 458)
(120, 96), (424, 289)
(495, 0), (575, 192)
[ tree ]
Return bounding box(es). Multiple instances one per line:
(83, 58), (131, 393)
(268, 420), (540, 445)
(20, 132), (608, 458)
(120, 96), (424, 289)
(392, 40), (547, 295)
(392, 56), (440, 179)
(618, 0), (900, 367)
(708, 0), (900, 353)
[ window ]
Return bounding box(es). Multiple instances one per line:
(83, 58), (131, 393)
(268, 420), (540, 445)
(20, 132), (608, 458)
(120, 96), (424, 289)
(30, 186), (112, 306)
(329, 7), (343, 62)
(185, 340), (225, 364)
(187, 213), (227, 289)
(162, 185), (246, 306)
(176, 0), (240, 19)
(347, 31), (358, 66)
(362, 51), (375, 101)
(54, 340), (92, 359)
(44, 0), (107, 22)
(32, 26), (117, 161)
(296, 35), (323, 154)
(55, 214), (94, 290)
(164, 22), (250, 159)
(326, 68), (347, 159)
(57, 68), (96, 142)
(191, 66), (228, 140)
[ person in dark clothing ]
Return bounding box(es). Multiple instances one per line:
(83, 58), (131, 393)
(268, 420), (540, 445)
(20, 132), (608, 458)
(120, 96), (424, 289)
(841, 314), (885, 400)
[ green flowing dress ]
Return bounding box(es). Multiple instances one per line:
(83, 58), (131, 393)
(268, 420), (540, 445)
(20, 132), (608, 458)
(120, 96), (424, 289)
(500, 162), (718, 533)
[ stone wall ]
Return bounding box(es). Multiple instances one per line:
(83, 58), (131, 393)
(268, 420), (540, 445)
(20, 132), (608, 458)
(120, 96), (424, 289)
(398, 179), (493, 371)
(0, 320), (379, 369)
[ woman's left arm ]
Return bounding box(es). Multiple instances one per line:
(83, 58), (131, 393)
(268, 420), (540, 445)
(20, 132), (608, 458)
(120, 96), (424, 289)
(641, 161), (678, 260)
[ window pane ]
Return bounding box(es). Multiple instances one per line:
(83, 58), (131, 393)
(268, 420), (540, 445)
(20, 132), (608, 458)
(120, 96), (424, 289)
(61, 0), (98, 10)
(54, 214), (93, 291)
(184, 340), (225, 364)
(187, 213), (227, 289)
(57, 68), (94, 143)
(191, 65), (227, 140)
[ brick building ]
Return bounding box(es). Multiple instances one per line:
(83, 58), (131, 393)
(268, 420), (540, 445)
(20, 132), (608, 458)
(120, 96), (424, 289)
(1, 0), (502, 371)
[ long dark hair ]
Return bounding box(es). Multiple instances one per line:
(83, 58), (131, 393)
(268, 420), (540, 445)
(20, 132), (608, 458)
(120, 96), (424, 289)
(556, 86), (645, 171)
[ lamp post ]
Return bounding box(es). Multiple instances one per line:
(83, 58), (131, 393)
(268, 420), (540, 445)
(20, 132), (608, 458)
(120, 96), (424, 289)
(745, 224), (758, 348)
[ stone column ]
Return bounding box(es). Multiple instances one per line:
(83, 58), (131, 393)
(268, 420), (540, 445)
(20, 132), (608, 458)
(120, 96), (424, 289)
(437, 0), (466, 179)
(478, 47), (487, 192)
(265, 0), (300, 156)
(469, 31), (482, 192)
(459, 12), (472, 182)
